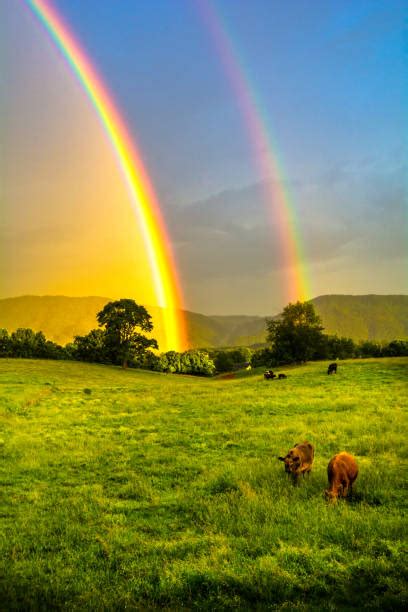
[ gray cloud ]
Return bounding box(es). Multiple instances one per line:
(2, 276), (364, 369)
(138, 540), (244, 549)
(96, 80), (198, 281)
(166, 162), (407, 312)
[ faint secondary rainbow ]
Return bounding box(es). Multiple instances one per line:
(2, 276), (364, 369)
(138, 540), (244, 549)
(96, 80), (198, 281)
(197, 1), (310, 303)
(26, 0), (187, 351)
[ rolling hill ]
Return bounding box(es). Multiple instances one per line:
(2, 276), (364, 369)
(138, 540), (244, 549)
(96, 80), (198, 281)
(0, 294), (406, 349)
(311, 294), (408, 342)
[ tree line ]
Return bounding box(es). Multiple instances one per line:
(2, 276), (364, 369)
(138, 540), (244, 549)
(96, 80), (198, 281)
(0, 299), (215, 376)
(0, 300), (407, 374)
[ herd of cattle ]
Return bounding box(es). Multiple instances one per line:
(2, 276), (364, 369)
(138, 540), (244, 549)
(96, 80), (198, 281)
(278, 441), (359, 500)
(264, 370), (287, 380)
(264, 362), (338, 380)
(263, 363), (358, 500)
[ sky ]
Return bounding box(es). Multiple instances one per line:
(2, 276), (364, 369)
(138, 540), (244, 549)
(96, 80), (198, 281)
(1, 0), (407, 316)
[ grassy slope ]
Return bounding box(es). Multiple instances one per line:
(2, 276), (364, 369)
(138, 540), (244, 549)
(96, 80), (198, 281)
(0, 358), (407, 610)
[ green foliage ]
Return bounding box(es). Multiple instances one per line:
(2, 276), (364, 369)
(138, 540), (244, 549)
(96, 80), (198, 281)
(0, 328), (66, 360)
(1, 322), (406, 371)
(250, 347), (277, 368)
(140, 349), (161, 371)
(382, 340), (408, 356)
(210, 347), (252, 373)
(72, 329), (109, 363)
(0, 357), (406, 609)
(10, 328), (44, 358)
(146, 349), (215, 376)
(267, 302), (325, 363)
(96, 299), (158, 368)
(180, 350), (216, 376)
(0, 328), (11, 356)
(160, 350), (182, 373)
(0, 295), (407, 349)
(358, 340), (383, 358)
(325, 334), (356, 360)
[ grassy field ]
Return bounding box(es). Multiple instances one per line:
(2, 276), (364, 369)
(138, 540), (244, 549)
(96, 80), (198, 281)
(0, 357), (407, 610)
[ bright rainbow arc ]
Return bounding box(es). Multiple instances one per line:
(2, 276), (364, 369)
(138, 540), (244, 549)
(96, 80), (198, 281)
(26, 0), (187, 351)
(198, 1), (310, 304)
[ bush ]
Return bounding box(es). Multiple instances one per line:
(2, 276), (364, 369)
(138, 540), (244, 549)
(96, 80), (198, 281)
(251, 348), (277, 369)
(72, 329), (109, 363)
(142, 350), (215, 376)
(210, 347), (253, 373)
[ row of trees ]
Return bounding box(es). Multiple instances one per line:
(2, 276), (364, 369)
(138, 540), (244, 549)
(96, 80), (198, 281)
(142, 349), (215, 375)
(265, 302), (408, 364)
(0, 328), (67, 360)
(210, 302), (408, 372)
(0, 300), (407, 374)
(209, 337), (408, 374)
(0, 299), (216, 376)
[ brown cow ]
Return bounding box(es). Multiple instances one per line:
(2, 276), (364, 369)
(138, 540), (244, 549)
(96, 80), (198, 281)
(278, 441), (315, 485)
(325, 452), (358, 500)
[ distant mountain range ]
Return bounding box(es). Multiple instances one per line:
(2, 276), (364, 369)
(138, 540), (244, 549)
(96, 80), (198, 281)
(0, 294), (407, 349)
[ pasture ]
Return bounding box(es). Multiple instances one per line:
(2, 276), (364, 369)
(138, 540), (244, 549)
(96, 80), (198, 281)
(0, 357), (407, 610)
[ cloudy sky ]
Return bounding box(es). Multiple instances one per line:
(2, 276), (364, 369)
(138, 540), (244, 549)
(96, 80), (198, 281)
(1, 0), (406, 315)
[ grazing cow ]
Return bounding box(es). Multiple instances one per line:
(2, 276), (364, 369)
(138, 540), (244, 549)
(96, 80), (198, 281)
(264, 370), (276, 380)
(325, 452), (358, 501)
(327, 363), (337, 375)
(278, 373), (287, 379)
(278, 441), (315, 485)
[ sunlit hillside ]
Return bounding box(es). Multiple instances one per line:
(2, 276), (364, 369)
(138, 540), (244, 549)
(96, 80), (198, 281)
(0, 295), (407, 349)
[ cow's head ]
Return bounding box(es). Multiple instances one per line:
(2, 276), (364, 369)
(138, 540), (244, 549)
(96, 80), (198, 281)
(325, 486), (341, 501)
(278, 448), (302, 474)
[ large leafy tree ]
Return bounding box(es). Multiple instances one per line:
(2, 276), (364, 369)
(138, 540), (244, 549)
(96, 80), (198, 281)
(266, 301), (325, 364)
(97, 299), (158, 368)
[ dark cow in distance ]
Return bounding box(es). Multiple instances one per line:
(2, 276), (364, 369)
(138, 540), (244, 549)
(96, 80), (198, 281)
(325, 452), (358, 501)
(264, 370), (276, 380)
(278, 373), (287, 379)
(327, 363), (337, 375)
(278, 441), (315, 485)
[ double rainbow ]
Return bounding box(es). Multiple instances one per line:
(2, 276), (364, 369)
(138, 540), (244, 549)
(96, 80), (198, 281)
(197, 1), (310, 304)
(26, 0), (187, 351)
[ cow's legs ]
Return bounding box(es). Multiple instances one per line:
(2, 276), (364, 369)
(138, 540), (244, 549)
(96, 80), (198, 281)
(341, 479), (349, 497)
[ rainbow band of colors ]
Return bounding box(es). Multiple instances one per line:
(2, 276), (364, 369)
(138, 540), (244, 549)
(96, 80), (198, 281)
(27, 0), (187, 351)
(197, 0), (309, 304)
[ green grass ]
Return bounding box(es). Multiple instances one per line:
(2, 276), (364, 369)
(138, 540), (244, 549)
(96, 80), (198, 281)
(0, 357), (407, 610)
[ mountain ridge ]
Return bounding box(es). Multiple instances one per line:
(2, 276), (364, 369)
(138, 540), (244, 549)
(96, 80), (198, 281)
(0, 294), (406, 349)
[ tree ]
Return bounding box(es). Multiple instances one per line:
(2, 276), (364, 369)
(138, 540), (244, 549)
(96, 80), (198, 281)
(141, 349), (215, 376)
(357, 340), (382, 358)
(382, 340), (408, 357)
(211, 347), (253, 373)
(179, 350), (215, 376)
(266, 301), (325, 364)
(251, 347), (277, 368)
(97, 299), (158, 368)
(160, 350), (181, 373)
(326, 335), (356, 360)
(72, 329), (109, 363)
(0, 329), (11, 357)
(10, 328), (38, 358)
